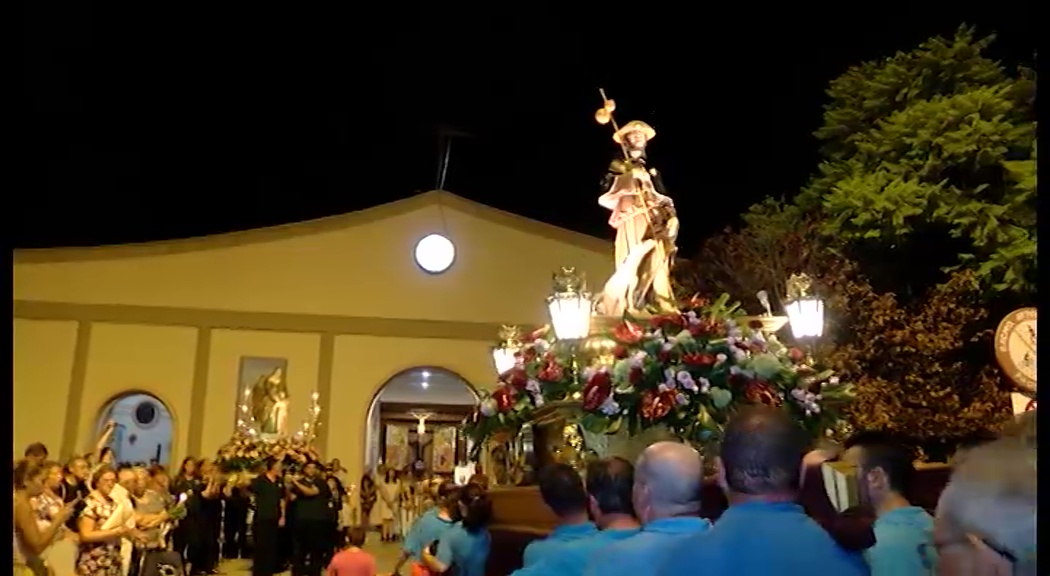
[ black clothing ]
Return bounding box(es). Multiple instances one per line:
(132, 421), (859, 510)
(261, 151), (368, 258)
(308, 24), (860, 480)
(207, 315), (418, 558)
(292, 519), (328, 576)
(291, 477), (331, 522)
(187, 481), (222, 575)
(250, 475), (284, 520)
(251, 518), (281, 576)
(60, 478), (90, 531)
(223, 489), (251, 559)
(171, 476), (201, 562)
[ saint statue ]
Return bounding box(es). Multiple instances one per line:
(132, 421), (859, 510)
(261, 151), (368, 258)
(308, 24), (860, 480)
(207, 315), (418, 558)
(250, 367), (290, 436)
(594, 116), (679, 316)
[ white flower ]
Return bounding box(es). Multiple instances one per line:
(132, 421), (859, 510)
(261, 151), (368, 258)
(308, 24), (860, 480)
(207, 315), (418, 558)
(675, 393), (689, 406)
(731, 346), (748, 363)
(480, 398), (497, 416)
(829, 376), (840, 386)
(658, 382), (673, 393)
(696, 377), (711, 393)
(715, 353), (728, 365)
(533, 393), (545, 407)
(533, 339), (551, 353)
(629, 351), (648, 368)
(599, 396), (620, 415)
(662, 341), (675, 352)
(526, 379), (541, 394)
(676, 371), (698, 392)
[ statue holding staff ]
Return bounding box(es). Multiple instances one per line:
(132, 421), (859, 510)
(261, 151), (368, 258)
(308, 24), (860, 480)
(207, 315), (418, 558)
(594, 92), (679, 316)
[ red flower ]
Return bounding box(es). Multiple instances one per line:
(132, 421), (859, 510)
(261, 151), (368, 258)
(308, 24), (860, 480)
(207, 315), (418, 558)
(650, 313), (685, 332)
(728, 372), (750, 389)
(612, 321), (645, 345)
(521, 326), (550, 343)
(682, 295), (710, 310)
(538, 360), (564, 382)
(788, 348), (805, 362)
(613, 345), (629, 359)
(629, 366), (645, 385)
(639, 389), (676, 420)
(501, 367), (529, 391)
(517, 347), (538, 364)
(582, 371), (613, 411)
(492, 386), (517, 412)
(743, 380), (783, 407)
(748, 319), (765, 330)
(683, 353), (716, 367)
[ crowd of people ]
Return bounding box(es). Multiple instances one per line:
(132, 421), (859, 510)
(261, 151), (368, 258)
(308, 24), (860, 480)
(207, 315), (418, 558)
(505, 406), (1037, 576)
(14, 407), (1036, 576)
(12, 440), (361, 576)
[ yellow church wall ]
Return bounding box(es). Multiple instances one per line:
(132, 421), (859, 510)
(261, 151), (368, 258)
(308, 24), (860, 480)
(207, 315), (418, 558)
(13, 319), (79, 458)
(13, 195), (613, 328)
(202, 330), (321, 457)
(327, 334), (493, 490)
(78, 323), (197, 464)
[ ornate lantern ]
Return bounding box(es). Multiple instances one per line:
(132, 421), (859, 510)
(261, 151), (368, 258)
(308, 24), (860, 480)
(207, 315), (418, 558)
(491, 325), (522, 376)
(546, 267), (593, 340)
(785, 273), (825, 339)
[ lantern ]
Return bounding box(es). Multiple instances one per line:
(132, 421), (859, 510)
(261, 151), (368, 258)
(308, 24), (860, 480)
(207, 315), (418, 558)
(492, 325), (522, 376)
(546, 267), (593, 340)
(785, 273), (825, 339)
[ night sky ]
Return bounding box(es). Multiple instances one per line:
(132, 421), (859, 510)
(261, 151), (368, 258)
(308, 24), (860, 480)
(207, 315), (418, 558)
(17, 3), (1034, 252)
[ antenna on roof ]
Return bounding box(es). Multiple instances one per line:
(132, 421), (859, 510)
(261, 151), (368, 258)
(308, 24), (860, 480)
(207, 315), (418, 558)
(434, 125), (476, 191)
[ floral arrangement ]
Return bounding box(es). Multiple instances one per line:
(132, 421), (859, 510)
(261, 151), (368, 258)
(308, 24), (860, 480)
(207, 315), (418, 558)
(464, 295), (854, 450)
(215, 433), (321, 473)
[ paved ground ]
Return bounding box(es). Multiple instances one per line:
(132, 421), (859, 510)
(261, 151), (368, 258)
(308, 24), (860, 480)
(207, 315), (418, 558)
(219, 535), (403, 575)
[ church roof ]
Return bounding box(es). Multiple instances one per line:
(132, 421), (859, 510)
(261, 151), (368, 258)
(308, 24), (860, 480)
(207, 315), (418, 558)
(14, 190), (611, 264)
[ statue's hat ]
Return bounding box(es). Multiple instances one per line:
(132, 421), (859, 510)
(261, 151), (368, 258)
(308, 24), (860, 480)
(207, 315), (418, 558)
(613, 120), (656, 144)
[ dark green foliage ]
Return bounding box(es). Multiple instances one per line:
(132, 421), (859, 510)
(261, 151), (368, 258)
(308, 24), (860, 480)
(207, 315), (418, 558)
(798, 25), (1037, 295)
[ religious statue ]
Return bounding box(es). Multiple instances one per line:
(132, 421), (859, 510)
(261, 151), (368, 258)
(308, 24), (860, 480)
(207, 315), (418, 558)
(250, 367), (290, 436)
(593, 93), (679, 316)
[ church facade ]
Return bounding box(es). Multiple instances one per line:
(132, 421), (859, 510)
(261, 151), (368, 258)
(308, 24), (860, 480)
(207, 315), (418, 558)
(13, 190), (612, 485)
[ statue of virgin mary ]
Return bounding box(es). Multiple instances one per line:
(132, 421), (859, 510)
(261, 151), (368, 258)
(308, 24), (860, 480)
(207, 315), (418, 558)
(251, 368), (290, 436)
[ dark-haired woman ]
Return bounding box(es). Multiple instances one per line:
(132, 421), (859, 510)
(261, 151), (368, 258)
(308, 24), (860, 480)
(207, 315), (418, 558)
(420, 484), (491, 576)
(14, 460), (78, 576)
(171, 457), (200, 565)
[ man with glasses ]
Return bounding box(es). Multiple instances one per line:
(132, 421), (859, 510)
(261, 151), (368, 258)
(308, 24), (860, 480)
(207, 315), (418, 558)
(933, 435), (1037, 575)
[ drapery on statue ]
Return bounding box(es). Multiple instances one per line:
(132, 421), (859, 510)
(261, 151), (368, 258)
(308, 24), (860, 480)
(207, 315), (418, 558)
(593, 92), (679, 316)
(250, 367), (290, 435)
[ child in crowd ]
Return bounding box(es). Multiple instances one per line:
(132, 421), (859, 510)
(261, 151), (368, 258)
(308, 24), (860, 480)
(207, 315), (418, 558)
(327, 526), (376, 576)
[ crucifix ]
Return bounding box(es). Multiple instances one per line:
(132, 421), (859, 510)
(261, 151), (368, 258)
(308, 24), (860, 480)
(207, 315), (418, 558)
(408, 410), (434, 475)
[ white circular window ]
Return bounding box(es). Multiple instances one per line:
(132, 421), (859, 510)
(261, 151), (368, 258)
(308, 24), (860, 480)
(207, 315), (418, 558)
(414, 234), (456, 274)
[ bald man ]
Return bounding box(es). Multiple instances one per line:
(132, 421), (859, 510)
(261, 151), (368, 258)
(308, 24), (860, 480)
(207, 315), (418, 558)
(658, 406), (866, 576)
(583, 442), (710, 576)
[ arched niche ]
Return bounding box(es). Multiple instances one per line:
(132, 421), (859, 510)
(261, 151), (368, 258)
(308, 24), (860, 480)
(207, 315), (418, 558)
(95, 392), (175, 467)
(362, 366), (478, 480)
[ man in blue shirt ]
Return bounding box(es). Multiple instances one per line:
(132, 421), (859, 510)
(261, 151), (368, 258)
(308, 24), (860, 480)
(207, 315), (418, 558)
(392, 482), (458, 576)
(516, 456), (642, 576)
(585, 442), (712, 576)
(841, 431), (937, 575)
(517, 463), (598, 570)
(658, 406), (869, 576)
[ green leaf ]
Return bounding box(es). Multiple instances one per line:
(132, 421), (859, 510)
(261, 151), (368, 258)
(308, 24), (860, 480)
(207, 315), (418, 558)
(709, 387), (733, 409)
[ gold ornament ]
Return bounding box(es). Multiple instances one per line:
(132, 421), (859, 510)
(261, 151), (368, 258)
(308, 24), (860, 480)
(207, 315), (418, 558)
(595, 108), (612, 125)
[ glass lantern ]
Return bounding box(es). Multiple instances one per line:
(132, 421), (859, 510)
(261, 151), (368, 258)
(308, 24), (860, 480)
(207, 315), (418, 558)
(547, 267), (593, 340)
(491, 325), (522, 376)
(785, 273), (825, 339)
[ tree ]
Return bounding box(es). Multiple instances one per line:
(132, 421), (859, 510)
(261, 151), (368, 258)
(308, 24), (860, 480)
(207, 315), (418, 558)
(825, 269), (1012, 461)
(797, 25), (1037, 297)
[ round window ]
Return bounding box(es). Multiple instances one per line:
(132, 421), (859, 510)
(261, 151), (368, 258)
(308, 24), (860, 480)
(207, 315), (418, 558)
(414, 234), (456, 274)
(134, 402), (158, 427)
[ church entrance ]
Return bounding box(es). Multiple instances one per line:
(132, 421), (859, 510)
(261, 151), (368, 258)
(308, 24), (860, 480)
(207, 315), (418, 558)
(95, 392), (174, 466)
(364, 367), (478, 483)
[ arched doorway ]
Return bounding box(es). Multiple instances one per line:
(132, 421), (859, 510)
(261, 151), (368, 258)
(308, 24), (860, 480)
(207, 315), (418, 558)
(95, 393), (174, 467)
(364, 367), (478, 481)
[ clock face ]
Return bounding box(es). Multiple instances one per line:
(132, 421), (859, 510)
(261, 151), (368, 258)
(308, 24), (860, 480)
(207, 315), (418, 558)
(994, 308), (1037, 394)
